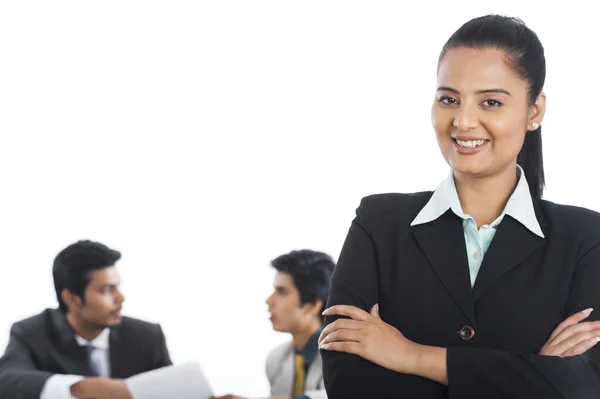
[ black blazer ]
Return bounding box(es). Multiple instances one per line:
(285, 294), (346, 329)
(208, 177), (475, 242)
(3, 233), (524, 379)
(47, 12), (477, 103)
(322, 193), (600, 399)
(0, 308), (172, 399)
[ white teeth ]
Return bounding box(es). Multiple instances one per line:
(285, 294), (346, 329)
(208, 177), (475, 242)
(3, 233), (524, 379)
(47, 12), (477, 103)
(456, 139), (486, 148)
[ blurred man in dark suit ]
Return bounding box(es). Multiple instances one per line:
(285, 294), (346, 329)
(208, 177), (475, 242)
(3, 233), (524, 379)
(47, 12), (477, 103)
(0, 240), (172, 399)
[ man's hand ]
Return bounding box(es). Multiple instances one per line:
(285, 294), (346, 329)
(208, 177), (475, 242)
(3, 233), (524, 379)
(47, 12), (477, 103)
(70, 377), (133, 399)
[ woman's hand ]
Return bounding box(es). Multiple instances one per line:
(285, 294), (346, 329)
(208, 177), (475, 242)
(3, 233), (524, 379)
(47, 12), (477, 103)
(318, 303), (420, 375)
(539, 308), (600, 357)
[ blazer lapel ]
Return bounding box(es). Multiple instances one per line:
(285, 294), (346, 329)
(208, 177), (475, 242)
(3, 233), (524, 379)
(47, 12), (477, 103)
(306, 352), (324, 390)
(412, 210), (477, 327)
(49, 309), (94, 376)
(472, 213), (545, 302)
(109, 327), (128, 378)
(271, 345), (295, 396)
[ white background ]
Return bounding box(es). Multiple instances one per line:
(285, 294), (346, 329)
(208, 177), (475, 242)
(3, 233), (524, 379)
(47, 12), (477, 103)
(1, 1), (598, 396)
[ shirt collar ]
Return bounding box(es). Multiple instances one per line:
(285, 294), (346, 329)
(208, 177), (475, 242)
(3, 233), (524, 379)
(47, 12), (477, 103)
(410, 164), (544, 238)
(295, 327), (322, 367)
(75, 328), (110, 350)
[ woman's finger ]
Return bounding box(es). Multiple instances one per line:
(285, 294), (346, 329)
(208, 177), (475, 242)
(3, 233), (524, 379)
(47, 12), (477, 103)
(319, 341), (362, 356)
(319, 319), (364, 345)
(560, 334), (600, 358)
(319, 328), (364, 347)
(546, 320), (600, 349)
(543, 327), (600, 356)
(547, 308), (593, 342)
(322, 305), (371, 321)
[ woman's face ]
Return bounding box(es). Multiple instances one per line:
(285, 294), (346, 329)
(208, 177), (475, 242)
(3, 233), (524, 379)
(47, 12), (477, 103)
(431, 47), (544, 179)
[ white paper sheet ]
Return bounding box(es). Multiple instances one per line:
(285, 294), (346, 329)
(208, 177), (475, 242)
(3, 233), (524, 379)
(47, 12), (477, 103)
(125, 362), (214, 399)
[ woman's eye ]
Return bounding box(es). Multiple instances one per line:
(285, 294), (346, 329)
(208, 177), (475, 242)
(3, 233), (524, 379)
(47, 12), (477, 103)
(482, 99), (504, 107)
(439, 96), (457, 105)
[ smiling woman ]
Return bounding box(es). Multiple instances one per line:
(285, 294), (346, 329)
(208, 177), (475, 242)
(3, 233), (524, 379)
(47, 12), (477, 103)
(319, 14), (600, 399)
(433, 46), (545, 204)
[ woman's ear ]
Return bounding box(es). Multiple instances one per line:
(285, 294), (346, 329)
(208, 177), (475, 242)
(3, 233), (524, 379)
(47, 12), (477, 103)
(528, 92), (546, 131)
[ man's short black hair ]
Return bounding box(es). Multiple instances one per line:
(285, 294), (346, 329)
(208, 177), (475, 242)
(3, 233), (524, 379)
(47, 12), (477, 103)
(271, 249), (335, 317)
(53, 240), (121, 312)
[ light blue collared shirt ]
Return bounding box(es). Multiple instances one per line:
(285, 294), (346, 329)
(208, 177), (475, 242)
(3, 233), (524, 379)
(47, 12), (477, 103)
(410, 165), (544, 287)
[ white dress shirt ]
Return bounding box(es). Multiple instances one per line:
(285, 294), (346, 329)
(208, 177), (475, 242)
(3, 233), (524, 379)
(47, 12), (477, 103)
(39, 328), (111, 399)
(411, 164), (544, 287)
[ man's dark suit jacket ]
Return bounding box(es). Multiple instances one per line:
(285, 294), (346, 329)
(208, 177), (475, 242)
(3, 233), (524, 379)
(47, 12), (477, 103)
(322, 193), (600, 399)
(0, 308), (172, 399)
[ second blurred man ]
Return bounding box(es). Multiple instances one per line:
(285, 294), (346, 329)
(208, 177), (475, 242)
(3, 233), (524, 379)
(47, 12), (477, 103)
(215, 249), (334, 399)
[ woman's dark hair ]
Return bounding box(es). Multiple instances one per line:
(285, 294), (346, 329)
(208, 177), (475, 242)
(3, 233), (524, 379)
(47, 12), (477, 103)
(439, 15), (546, 199)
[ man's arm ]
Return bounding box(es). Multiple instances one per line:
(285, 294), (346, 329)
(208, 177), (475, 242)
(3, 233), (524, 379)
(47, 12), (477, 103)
(40, 375), (84, 399)
(0, 323), (54, 399)
(0, 323), (132, 399)
(153, 324), (172, 368)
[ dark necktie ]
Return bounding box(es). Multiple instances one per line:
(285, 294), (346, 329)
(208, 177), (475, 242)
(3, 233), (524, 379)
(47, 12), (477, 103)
(84, 345), (101, 377)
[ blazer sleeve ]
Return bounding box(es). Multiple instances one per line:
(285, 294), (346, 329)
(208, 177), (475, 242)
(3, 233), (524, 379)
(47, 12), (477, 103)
(264, 346), (278, 389)
(321, 197), (445, 399)
(447, 242), (600, 399)
(152, 324), (172, 369)
(0, 323), (53, 399)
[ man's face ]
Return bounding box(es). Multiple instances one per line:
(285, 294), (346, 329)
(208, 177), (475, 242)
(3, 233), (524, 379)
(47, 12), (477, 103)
(265, 271), (318, 334)
(69, 266), (125, 329)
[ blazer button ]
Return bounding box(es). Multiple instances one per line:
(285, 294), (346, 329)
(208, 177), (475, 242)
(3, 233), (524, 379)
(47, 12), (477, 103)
(459, 325), (475, 341)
